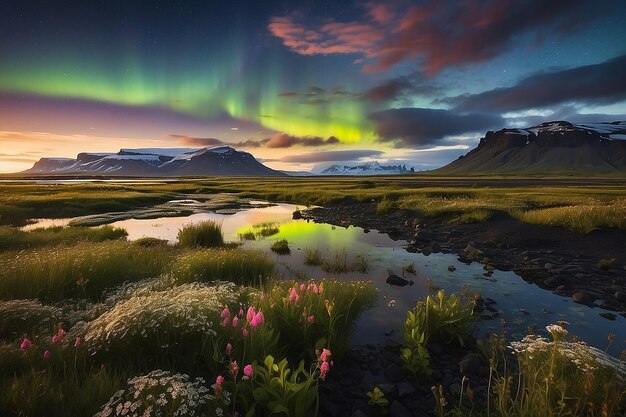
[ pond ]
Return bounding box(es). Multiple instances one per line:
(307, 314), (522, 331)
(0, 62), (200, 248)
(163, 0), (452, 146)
(25, 202), (625, 355)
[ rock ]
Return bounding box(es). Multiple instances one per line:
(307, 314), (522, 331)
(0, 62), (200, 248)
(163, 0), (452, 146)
(449, 383), (462, 398)
(389, 401), (413, 417)
(379, 383), (396, 399)
(386, 274), (414, 287)
(448, 265), (456, 272)
(459, 354), (482, 377)
(600, 312), (617, 321)
(430, 241), (441, 252)
(544, 263), (555, 270)
(615, 292), (626, 302)
(320, 397), (341, 417)
(350, 410), (367, 417)
(572, 291), (595, 304)
(292, 210), (302, 219)
(397, 382), (416, 398)
(384, 363), (406, 383)
(421, 248), (432, 256)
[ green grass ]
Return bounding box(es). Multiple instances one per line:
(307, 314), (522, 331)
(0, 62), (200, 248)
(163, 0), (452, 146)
(320, 249), (369, 274)
(376, 198), (394, 215)
(169, 248), (275, 286)
(304, 247), (323, 266)
(0, 225), (127, 251)
(270, 239), (291, 255)
(0, 241), (172, 301)
(177, 220), (224, 248)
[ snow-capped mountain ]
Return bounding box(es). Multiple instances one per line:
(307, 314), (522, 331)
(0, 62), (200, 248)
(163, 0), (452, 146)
(319, 161), (414, 175)
(436, 121), (626, 175)
(23, 146), (285, 177)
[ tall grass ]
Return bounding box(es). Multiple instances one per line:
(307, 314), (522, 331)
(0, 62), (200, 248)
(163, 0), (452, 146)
(170, 248), (275, 286)
(257, 279), (377, 359)
(0, 225), (127, 251)
(177, 220), (224, 248)
(0, 299), (61, 340)
(0, 241), (172, 301)
(320, 249), (369, 274)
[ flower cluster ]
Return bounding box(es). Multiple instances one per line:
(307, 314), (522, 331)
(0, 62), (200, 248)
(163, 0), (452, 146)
(220, 305), (265, 337)
(84, 283), (240, 353)
(287, 282), (322, 304)
(317, 348), (333, 380)
(95, 370), (219, 417)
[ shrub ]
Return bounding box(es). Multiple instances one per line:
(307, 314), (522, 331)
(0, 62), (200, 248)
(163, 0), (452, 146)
(170, 249), (274, 287)
(177, 221), (224, 248)
(376, 198), (394, 215)
(94, 370), (215, 417)
(0, 241), (171, 301)
(83, 282), (241, 372)
(0, 299), (61, 340)
(270, 239), (290, 255)
(402, 290), (476, 377)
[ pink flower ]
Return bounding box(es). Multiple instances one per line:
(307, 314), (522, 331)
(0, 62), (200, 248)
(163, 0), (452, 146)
(320, 361), (330, 380)
(43, 350), (51, 360)
(232, 316), (239, 328)
(226, 343), (232, 354)
(320, 348), (331, 362)
(230, 361), (239, 377)
(51, 335), (62, 345)
(222, 316), (230, 327)
(238, 308), (244, 317)
(242, 328), (249, 337)
(307, 315), (315, 324)
(216, 375), (224, 385)
(243, 364), (253, 378)
(288, 288), (300, 303)
(300, 283), (306, 292)
(74, 337), (81, 348)
(20, 338), (31, 350)
(57, 327), (65, 337)
(246, 306), (256, 322)
(220, 307), (230, 319)
(308, 282), (319, 294)
(250, 310), (264, 329)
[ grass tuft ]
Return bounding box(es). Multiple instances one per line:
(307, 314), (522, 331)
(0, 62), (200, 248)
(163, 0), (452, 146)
(270, 239), (291, 255)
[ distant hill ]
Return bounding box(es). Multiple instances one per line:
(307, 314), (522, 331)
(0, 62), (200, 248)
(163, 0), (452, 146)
(22, 146), (285, 176)
(436, 121), (626, 175)
(320, 161), (413, 175)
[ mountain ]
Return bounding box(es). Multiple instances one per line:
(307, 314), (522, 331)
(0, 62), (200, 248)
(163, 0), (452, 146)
(22, 146), (285, 176)
(436, 121), (626, 175)
(319, 161), (414, 175)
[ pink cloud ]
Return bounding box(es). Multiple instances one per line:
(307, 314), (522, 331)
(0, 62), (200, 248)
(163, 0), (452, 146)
(268, 0), (596, 76)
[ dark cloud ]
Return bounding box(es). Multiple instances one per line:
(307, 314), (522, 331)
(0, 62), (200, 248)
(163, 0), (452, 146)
(281, 149), (383, 163)
(277, 91), (299, 97)
(364, 72), (441, 103)
(169, 135), (224, 147)
(266, 133), (340, 148)
(277, 86), (358, 103)
(451, 54), (626, 112)
(369, 108), (503, 146)
(269, 1), (608, 75)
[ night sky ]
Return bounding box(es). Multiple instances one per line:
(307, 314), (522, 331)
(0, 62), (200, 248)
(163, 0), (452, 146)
(1, 0), (625, 172)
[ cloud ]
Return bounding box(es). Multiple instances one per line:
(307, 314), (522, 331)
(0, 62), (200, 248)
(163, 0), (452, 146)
(449, 54), (626, 112)
(169, 135), (224, 147)
(269, 1), (608, 75)
(368, 108), (503, 146)
(364, 72), (441, 103)
(280, 149), (383, 163)
(276, 86), (359, 104)
(266, 133), (339, 148)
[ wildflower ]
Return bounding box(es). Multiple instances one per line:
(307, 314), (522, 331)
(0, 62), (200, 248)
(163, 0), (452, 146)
(250, 310), (264, 328)
(319, 361), (330, 380)
(57, 327), (65, 338)
(43, 350), (51, 360)
(324, 299), (334, 316)
(232, 316), (239, 328)
(222, 316), (230, 327)
(230, 361), (240, 378)
(238, 308), (244, 317)
(74, 337), (81, 347)
(20, 338), (31, 350)
(320, 348), (331, 362)
(243, 364), (253, 378)
(300, 283), (306, 292)
(308, 282), (319, 294)
(546, 324), (568, 341)
(246, 306), (256, 322)
(307, 315), (315, 324)
(52, 334), (62, 345)
(242, 328), (249, 337)
(288, 287), (300, 303)
(215, 375), (224, 399)
(220, 307), (230, 319)
(226, 343), (232, 355)
(216, 375), (224, 385)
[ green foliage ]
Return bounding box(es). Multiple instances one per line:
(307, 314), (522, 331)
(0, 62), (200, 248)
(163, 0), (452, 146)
(270, 239), (291, 255)
(376, 198), (394, 215)
(170, 248), (274, 286)
(367, 386), (390, 407)
(402, 290), (476, 377)
(177, 220), (224, 248)
(258, 280), (377, 359)
(248, 355), (318, 417)
(0, 225), (127, 251)
(0, 241), (171, 301)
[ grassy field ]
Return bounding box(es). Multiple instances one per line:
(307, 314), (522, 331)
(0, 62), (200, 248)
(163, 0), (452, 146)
(1, 177), (625, 232)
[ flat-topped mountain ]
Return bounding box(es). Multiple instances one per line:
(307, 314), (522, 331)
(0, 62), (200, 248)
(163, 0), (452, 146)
(436, 121), (626, 175)
(320, 161), (413, 175)
(23, 146), (285, 177)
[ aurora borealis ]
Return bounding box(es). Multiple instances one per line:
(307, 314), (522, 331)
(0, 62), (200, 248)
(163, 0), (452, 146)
(1, 0), (626, 173)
